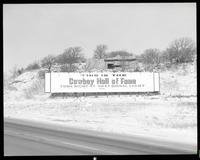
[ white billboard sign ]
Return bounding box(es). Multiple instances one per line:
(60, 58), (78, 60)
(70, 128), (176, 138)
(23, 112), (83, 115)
(45, 72), (160, 93)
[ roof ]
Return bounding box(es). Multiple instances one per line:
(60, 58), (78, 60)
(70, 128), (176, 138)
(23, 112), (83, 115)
(104, 55), (136, 62)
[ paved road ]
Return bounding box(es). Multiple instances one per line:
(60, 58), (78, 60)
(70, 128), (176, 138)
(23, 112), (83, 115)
(4, 134), (86, 155)
(4, 118), (197, 156)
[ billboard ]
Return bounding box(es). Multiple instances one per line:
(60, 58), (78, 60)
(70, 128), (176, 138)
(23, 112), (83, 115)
(45, 72), (160, 93)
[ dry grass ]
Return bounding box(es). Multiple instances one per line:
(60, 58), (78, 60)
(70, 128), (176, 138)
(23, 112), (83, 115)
(23, 79), (44, 99)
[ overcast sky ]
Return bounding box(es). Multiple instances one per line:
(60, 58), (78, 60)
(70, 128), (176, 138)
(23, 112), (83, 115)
(3, 3), (196, 72)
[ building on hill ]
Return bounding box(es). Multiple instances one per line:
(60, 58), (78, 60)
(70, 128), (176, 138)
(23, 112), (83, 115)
(104, 55), (137, 71)
(50, 55), (139, 72)
(83, 55), (139, 72)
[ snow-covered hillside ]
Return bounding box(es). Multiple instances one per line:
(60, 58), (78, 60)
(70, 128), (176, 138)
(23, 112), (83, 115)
(160, 62), (197, 96)
(4, 70), (45, 100)
(3, 62), (197, 145)
(4, 62), (197, 100)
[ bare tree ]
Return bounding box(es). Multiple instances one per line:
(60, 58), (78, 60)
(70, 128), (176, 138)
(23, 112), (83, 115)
(165, 37), (196, 64)
(56, 47), (84, 72)
(82, 58), (98, 72)
(93, 44), (108, 59)
(10, 65), (20, 79)
(41, 55), (56, 72)
(25, 61), (40, 71)
(139, 48), (161, 71)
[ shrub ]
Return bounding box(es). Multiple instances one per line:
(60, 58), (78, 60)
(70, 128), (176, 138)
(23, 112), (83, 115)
(10, 65), (21, 79)
(38, 70), (46, 79)
(60, 64), (78, 72)
(26, 62), (40, 71)
(139, 48), (161, 71)
(41, 55), (56, 72)
(165, 37), (196, 64)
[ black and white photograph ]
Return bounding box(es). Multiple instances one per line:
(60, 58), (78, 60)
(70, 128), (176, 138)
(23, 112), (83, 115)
(3, 3), (197, 156)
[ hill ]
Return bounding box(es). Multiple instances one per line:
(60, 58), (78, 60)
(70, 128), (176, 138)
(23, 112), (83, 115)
(4, 61), (197, 101)
(3, 62), (197, 145)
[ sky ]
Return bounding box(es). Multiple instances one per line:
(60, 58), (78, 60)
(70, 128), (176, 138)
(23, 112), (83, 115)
(3, 3), (196, 72)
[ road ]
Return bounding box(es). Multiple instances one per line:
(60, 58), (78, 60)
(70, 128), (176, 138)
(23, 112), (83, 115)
(4, 118), (197, 156)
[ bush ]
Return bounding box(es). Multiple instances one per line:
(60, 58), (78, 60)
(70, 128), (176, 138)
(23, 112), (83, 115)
(16, 68), (24, 75)
(139, 48), (161, 71)
(38, 70), (46, 79)
(26, 62), (40, 71)
(41, 55), (56, 72)
(165, 37), (196, 64)
(60, 64), (78, 72)
(10, 65), (21, 79)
